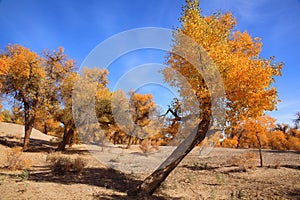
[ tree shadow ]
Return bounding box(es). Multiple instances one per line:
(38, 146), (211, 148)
(0, 136), (22, 147)
(59, 148), (92, 155)
(224, 168), (247, 173)
(29, 167), (140, 191)
(0, 135), (56, 152)
(94, 194), (181, 200)
(263, 149), (300, 155)
(182, 164), (219, 171)
(26, 138), (56, 152)
(28, 166), (175, 199)
(282, 165), (300, 170)
(288, 188), (300, 199)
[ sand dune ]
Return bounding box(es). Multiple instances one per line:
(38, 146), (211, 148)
(0, 122), (56, 141)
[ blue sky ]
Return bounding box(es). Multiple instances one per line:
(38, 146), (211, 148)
(0, 0), (299, 125)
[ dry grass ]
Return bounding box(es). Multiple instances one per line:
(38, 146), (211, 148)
(47, 153), (86, 176)
(5, 147), (32, 170)
(228, 151), (258, 171)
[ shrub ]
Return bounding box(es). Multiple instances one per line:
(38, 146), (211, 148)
(6, 147), (31, 170)
(228, 151), (258, 171)
(47, 154), (86, 176)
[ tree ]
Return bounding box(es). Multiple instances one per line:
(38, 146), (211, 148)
(130, 0), (282, 196)
(158, 98), (183, 145)
(125, 92), (157, 148)
(104, 90), (160, 148)
(267, 130), (288, 150)
(293, 112), (300, 129)
(71, 67), (109, 150)
(237, 115), (275, 167)
(42, 47), (77, 149)
(107, 90), (130, 145)
(130, 0), (213, 196)
(0, 109), (14, 123)
(0, 58), (9, 121)
(0, 45), (45, 151)
(285, 114), (300, 151)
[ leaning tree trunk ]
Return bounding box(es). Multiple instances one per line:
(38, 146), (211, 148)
(128, 100), (212, 197)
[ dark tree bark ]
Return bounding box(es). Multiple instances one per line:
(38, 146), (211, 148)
(44, 122), (48, 135)
(126, 135), (133, 149)
(128, 100), (212, 197)
(56, 124), (75, 151)
(255, 132), (263, 167)
(23, 122), (33, 151)
(23, 101), (35, 151)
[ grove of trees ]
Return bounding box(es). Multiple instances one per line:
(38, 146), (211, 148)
(0, 0), (299, 197)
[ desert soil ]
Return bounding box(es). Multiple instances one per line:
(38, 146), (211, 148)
(0, 122), (300, 200)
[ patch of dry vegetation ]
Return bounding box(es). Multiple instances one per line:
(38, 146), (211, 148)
(228, 151), (258, 171)
(46, 153), (86, 176)
(5, 147), (32, 170)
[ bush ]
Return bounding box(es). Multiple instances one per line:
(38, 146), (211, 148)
(228, 151), (258, 171)
(5, 147), (32, 170)
(47, 154), (86, 176)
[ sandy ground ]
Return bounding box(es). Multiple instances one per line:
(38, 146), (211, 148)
(0, 122), (300, 199)
(0, 122), (56, 141)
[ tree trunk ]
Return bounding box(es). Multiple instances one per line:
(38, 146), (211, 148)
(126, 135), (133, 149)
(23, 123), (33, 151)
(57, 125), (74, 151)
(128, 117), (211, 196)
(258, 147), (263, 167)
(23, 101), (34, 151)
(44, 122), (48, 135)
(255, 132), (263, 167)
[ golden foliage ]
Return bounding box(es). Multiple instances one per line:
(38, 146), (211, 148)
(163, 0), (283, 130)
(222, 116), (300, 151)
(267, 130), (288, 150)
(0, 59), (9, 118)
(221, 136), (239, 148)
(129, 92), (156, 127)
